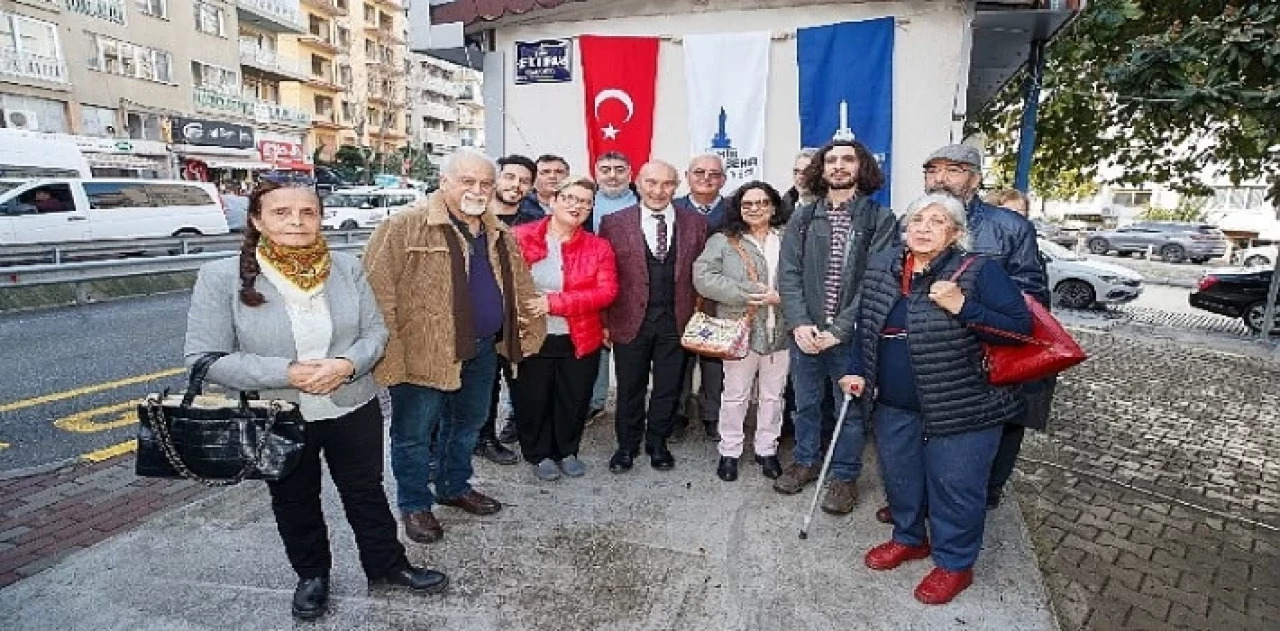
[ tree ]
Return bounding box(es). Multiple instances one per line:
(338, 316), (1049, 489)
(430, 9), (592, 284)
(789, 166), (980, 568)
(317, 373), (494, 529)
(969, 1), (1280, 203)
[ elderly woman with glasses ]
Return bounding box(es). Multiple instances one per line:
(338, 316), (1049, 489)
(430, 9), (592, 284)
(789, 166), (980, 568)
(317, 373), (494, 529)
(838, 193), (1032, 605)
(512, 177), (619, 481)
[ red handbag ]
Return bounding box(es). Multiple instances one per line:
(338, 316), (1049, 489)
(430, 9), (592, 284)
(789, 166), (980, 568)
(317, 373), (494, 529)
(950, 257), (1087, 385)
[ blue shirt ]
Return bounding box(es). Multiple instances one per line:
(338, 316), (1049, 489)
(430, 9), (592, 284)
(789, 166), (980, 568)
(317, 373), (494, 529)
(592, 189), (638, 231)
(452, 217), (504, 340)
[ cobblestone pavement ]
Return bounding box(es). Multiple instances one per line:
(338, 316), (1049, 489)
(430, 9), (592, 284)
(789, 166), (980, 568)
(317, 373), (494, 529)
(0, 458), (211, 588)
(1012, 328), (1280, 630)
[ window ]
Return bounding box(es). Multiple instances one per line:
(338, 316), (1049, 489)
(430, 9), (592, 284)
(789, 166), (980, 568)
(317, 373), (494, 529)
(338, 64), (352, 86)
(135, 0), (167, 18)
(0, 93), (70, 133)
(337, 26), (350, 47)
(1110, 190), (1152, 208)
(125, 112), (163, 140)
(311, 55), (329, 79)
(90, 34), (173, 83)
(10, 184), (76, 215)
(364, 4), (375, 22)
(364, 38), (375, 57)
(191, 61), (238, 93)
(193, 2), (225, 36)
(84, 182), (212, 209)
(336, 0), (347, 9)
(80, 105), (118, 137)
(309, 15), (329, 40)
(62, 0), (127, 24)
(1, 12), (62, 60)
(314, 95), (334, 116)
(341, 101), (353, 122)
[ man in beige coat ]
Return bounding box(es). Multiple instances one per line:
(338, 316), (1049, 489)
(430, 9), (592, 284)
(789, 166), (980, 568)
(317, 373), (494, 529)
(364, 149), (545, 544)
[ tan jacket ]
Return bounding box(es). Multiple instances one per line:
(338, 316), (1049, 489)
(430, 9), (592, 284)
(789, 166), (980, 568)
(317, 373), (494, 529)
(364, 191), (545, 390)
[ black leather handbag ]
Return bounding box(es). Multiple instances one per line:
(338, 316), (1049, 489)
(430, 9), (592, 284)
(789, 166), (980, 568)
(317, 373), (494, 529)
(135, 352), (307, 486)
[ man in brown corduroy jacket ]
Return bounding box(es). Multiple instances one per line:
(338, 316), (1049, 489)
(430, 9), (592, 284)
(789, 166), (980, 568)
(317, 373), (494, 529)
(364, 149), (545, 544)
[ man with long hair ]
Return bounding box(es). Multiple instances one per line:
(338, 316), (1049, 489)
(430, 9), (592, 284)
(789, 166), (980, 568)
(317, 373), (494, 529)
(775, 140), (898, 515)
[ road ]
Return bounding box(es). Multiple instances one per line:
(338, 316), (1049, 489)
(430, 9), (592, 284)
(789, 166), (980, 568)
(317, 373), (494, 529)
(0, 293), (188, 471)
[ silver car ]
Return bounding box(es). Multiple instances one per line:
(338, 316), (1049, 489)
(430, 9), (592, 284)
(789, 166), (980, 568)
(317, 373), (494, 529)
(1085, 221), (1228, 264)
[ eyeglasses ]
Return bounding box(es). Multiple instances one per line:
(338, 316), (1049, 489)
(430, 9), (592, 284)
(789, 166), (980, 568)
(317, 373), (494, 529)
(690, 168), (725, 179)
(741, 200), (774, 210)
(906, 214), (955, 231)
(923, 165), (971, 177)
(557, 193), (593, 208)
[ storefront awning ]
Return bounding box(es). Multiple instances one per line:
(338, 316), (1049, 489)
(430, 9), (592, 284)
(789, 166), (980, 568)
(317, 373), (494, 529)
(85, 153), (168, 171)
(183, 155), (275, 171)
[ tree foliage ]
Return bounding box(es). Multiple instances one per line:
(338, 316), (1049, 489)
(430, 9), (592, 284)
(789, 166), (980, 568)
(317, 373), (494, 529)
(970, 1), (1280, 202)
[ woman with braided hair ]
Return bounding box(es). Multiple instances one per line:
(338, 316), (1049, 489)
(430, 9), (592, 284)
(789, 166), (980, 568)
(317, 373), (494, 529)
(184, 181), (448, 621)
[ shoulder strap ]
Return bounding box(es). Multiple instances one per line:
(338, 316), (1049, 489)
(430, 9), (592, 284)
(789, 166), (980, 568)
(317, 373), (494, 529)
(729, 237), (760, 284)
(948, 254), (979, 281)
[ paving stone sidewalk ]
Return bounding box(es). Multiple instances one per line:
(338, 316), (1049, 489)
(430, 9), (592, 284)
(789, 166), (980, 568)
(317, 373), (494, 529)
(0, 457), (212, 587)
(1011, 328), (1280, 630)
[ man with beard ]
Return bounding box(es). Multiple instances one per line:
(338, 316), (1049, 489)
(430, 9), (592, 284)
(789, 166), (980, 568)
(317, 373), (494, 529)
(365, 149), (545, 543)
(586, 151), (639, 420)
(915, 144), (1049, 515)
(600, 161), (708, 473)
(775, 140), (898, 516)
(523, 154), (570, 219)
(473, 154), (539, 464)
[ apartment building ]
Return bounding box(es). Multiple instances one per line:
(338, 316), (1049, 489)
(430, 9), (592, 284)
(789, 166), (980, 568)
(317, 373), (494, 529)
(455, 66), (483, 152)
(406, 53), (462, 162)
(325, 0), (407, 155)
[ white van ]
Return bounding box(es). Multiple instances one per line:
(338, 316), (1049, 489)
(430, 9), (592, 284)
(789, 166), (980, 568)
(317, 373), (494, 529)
(0, 129), (92, 178)
(0, 179), (229, 245)
(321, 187), (425, 230)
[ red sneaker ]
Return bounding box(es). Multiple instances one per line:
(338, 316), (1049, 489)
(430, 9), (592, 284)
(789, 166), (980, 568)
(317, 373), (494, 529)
(914, 567), (974, 605)
(864, 540), (931, 571)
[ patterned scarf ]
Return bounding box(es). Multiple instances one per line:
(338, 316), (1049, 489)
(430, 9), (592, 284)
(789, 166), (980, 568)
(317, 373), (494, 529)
(257, 236), (331, 292)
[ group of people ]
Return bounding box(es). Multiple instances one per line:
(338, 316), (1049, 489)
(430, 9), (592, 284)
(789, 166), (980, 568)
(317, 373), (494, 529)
(182, 137), (1054, 618)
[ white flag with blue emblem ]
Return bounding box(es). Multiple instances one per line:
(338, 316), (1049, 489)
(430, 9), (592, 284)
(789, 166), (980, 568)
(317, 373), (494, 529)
(683, 31), (770, 194)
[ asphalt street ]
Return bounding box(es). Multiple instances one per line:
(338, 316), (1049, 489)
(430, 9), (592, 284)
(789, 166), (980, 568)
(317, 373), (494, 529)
(0, 293), (189, 471)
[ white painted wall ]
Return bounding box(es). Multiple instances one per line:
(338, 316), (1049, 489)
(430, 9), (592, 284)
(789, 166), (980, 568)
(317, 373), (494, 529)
(485, 0), (969, 208)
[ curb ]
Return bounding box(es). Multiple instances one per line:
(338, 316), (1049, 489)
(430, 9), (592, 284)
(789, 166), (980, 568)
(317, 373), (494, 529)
(0, 457), (84, 482)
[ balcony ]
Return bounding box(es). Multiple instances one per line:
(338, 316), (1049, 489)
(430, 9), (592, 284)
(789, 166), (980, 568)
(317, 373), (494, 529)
(420, 76), (460, 98)
(364, 24), (405, 45)
(298, 32), (340, 55)
(300, 0), (346, 16)
(247, 98), (310, 128)
(15, 0), (62, 12)
(63, 0), (126, 23)
(373, 0), (400, 9)
(237, 0), (306, 34)
(416, 101), (457, 123)
(420, 128), (459, 149)
(304, 69), (342, 92)
(238, 41), (309, 82)
(193, 86), (251, 117)
(312, 111), (343, 129)
(0, 48), (69, 84)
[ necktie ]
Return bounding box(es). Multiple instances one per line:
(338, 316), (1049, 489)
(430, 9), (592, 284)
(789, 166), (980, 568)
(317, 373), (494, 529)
(653, 213), (668, 260)
(697, 204), (710, 215)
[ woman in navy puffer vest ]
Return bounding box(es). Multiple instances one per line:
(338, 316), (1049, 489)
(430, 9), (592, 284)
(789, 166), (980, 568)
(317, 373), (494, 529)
(839, 193), (1031, 606)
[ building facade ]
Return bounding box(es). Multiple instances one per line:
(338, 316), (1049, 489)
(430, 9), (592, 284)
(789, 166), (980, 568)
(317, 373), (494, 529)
(0, 0), (410, 181)
(406, 52), (464, 162)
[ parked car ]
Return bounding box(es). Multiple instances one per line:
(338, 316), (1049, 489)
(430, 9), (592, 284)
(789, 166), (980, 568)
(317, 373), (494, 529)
(1234, 245), (1277, 268)
(0, 178), (228, 245)
(321, 187), (425, 230)
(1038, 238), (1144, 309)
(220, 194), (249, 232)
(1190, 267), (1279, 333)
(1086, 221), (1228, 264)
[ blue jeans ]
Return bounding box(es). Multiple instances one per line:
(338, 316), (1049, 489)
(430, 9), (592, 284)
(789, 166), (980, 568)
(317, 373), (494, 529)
(789, 338), (864, 481)
(388, 337), (498, 513)
(873, 403), (1001, 571)
(590, 347), (611, 410)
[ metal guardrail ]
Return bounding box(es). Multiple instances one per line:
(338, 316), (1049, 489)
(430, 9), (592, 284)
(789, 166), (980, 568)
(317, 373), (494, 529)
(1, 242), (367, 290)
(0, 229), (374, 266)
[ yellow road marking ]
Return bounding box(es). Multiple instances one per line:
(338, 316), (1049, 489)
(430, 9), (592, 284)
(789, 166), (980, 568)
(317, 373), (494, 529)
(0, 367), (184, 414)
(83, 439), (137, 462)
(53, 401), (139, 433)
(0, 442), (9, 451)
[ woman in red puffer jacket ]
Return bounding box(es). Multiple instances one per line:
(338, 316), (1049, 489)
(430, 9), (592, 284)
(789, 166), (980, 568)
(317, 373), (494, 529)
(512, 177), (619, 481)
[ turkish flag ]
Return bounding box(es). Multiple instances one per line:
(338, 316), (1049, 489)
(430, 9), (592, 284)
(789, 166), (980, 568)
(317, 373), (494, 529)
(580, 35), (659, 170)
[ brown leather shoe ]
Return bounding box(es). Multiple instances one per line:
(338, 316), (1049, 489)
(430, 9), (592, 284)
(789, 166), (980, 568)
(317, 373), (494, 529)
(820, 480), (858, 514)
(773, 463), (820, 495)
(437, 489), (502, 516)
(402, 510), (443, 544)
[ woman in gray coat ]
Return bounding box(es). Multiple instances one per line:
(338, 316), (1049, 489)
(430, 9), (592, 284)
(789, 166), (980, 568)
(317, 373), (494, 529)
(693, 181), (790, 482)
(184, 182), (446, 621)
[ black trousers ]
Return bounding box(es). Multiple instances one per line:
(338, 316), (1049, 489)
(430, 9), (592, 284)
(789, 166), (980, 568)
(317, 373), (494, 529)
(267, 399), (407, 580)
(514, 335), (599, 463)
(613, 312), (688, 452)
(681, 355), (724, 423)
(988, 377), (1057, 494)
(483, 356), (517, 441)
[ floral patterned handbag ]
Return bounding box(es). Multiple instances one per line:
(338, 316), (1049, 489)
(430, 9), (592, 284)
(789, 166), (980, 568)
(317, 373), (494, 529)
(681, 239), (759, 360)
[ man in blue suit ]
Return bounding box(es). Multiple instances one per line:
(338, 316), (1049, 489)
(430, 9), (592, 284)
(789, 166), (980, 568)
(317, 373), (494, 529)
(673, 154), (730, 441)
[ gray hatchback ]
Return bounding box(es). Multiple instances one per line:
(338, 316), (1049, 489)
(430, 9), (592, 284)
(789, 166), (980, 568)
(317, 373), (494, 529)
(1085, 221), (1227, 264)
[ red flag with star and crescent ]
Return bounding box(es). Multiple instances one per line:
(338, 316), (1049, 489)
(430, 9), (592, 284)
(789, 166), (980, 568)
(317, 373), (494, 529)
(580, 35), (659, 170)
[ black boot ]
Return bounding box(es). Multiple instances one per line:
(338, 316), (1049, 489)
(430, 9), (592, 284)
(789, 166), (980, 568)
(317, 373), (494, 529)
(755, 455), (783, 480)
(291, 576), (330, 620)
(474, 437), (519, 465)
(716, 456), (739, 481)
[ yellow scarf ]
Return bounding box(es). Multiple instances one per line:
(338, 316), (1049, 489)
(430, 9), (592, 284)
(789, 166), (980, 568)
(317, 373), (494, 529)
(257, 236), (331, 292)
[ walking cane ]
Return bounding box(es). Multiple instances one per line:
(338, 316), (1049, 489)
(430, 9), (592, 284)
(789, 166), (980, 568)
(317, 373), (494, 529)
(799, 393), (853, 540)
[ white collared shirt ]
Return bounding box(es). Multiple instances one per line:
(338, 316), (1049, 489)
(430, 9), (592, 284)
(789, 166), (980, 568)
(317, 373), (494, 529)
(640, 203), (676, 255)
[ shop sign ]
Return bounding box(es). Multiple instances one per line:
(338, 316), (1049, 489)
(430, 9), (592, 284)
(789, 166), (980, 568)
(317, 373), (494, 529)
(515, 39), (572, 84)
(258, 140), (310, 170)
(169, 117), (255, 150)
